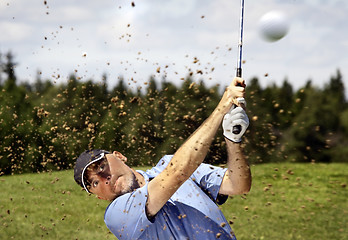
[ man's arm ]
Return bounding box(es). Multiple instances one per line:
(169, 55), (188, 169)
(219, 100), (251, 195)
(146, 77), (245, 217)
(219, 140), (251, 195)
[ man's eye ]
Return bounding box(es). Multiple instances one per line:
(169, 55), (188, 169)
(93, 181), (99, 187)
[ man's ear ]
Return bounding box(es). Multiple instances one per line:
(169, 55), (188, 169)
(112, 151), (128, 163)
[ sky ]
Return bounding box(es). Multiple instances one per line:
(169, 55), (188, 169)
(1, 0), (347, 95)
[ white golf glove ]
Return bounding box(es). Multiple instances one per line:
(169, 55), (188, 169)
(222, 100), (249, 143)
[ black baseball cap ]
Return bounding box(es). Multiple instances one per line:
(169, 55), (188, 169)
(74, 149), (110, 193)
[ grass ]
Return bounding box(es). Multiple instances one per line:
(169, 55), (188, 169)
(1, 163), (347, 240)
(221, 163), (348, 240)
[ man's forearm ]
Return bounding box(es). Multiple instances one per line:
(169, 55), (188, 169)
(170, 104), (228, 179)
(146, 106), (229, 216)
(224, 139), (251, 194)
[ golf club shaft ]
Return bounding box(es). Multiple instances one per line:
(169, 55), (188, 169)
(232, 0), (245, 135)
(236, 0), (244, 78)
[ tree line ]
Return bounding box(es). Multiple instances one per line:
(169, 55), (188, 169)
(0, 51), (347, 175)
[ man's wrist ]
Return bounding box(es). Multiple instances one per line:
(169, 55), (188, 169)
(224, 136), (242, 143)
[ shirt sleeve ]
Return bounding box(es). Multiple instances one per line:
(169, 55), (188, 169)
(104, 183), (152, 240)
(191, 163), (228, 204)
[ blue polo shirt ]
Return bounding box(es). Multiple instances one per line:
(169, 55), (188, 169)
(104, 155), (236, 240)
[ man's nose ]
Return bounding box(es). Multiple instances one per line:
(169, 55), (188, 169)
(102, 175), (111, 185)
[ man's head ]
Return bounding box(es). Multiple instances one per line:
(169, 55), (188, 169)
(74, 149), (141, 201)
(74, 149), (110, 193)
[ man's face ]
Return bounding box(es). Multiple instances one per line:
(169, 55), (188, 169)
(86, 153), (139, 201)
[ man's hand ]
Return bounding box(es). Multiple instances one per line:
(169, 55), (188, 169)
(227, 77), (246, 100)
(219, 77), (246, 115)
(222, 106), (249, 142)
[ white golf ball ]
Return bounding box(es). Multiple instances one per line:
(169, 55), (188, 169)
(258, 11), (289, 42)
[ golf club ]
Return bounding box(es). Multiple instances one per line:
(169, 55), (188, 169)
(232, 0), (245, 134)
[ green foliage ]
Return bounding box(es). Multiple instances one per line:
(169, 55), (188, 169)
(281, 70), (347, 163)
(0, 51), (347, 175)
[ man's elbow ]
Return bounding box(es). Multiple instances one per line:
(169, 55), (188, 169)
(241, 184), (252, 194)
(233, 185), (251, 195)
(231, 180), (252, 195)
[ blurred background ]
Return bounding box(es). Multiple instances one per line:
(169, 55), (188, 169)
(1, 0), (347, 173)
(1, 0), (347, 94)
(0, 1), (347, 240)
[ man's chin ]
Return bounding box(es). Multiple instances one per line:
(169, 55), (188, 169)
(112, 172), (141, 198)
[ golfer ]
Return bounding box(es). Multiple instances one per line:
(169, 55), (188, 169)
(74, 77), (251, 240)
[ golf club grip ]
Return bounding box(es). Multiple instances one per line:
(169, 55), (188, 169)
(232, 69), (243, 134)
(236, 68), (242, 78)
(232, 124), (242, 134)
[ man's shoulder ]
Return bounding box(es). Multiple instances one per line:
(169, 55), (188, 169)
(104, 184), (153, 238)
(155, 155), (173, 168)
(145, 155), (173, 176)
(105, 183), (149, 218)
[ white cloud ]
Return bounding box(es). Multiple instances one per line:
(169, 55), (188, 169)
(50, 6), (92, 22)
(0, 21), (33, 42)
(0, 0), (348, 96)
(144, 0), (198, 18)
